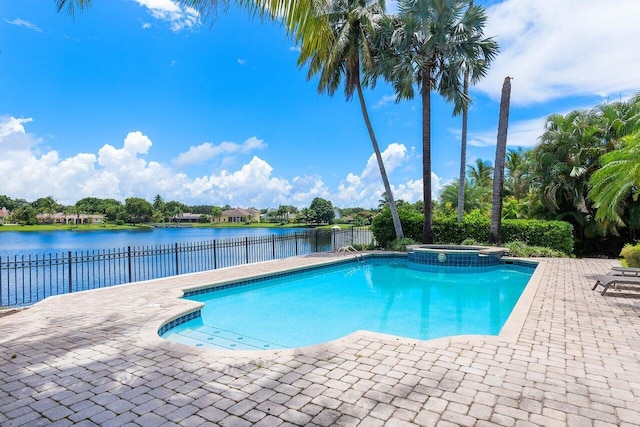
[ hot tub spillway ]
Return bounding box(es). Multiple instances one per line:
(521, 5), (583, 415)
(407, 244), (508, 267)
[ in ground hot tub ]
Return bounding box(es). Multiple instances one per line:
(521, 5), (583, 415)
(407, 244), (509, 267)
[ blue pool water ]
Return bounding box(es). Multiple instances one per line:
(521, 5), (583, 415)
(161, 257), (535, 350)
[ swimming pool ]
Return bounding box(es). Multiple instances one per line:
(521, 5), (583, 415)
(161, 256), (536, 350)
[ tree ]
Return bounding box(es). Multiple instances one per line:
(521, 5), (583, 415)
(153, 194), (165, 213)
(298, 0), (404, 240)
(75, 197), (103, 214)
(588, 131), (640, 227)
(529, 109), (606, 239)
(457, 0), (479, 223)
(309, 197), (335, 224)
(164, 201), (188, 222)
(32, 196), (62, 223)
(490, 76), (511, 245)
(380, 0), (497, 243)
(468, 159), (493, 189)
(297, 208), (314, 224)
(0, 195), (21, 211)
(124, 197), (154, 225)
(105, 205), (125, 222)
(438, 178), (490, 215)
(15, 205), (37, 225)
(504, 148), (529, 200)
(211, 206), (223, 223)
(56, 0), (332, 61)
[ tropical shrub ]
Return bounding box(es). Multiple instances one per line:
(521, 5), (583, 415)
(504, 241), (567, 257)
(370, 207), (422, 247)
(620, 244), (640, 267)
(372, 209), (574, 254)
(387, 238), (420, 252)
(502, 220), (574, 255)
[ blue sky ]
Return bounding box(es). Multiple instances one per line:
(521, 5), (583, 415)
(1, 0), (639, 209)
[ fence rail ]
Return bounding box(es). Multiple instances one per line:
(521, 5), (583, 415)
(1, 228), (374, 308)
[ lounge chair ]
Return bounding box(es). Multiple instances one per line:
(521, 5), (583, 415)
(592, 274), (640, 296)
(610, 266), (640, 276)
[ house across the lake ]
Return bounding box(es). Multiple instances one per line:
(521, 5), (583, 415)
(170, 213), (205, 223)
(218, 208), (261, 223)
(37, 213), (105, 225)
(169, 208), (260, 224)
(0, 207), (11, 224)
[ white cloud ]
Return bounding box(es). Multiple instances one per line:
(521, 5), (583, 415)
(6, 18), (42, 32)
(462, 116), (547, 148)
(478, 0), (640, 105)
(333, 143), (431, 207)
(0, 118), (432, 209)
(374, 94), (397, 109)
(133, 0), (200, 32)
(0, 116), (33, 138)
(237, 59), (246, 65)
(0, 117), (328, 208)
(142, 22), (152, 29)
(173, 137), (266, 168)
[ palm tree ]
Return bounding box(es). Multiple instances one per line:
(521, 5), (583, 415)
(490, 76), (511, 245)
(152, 194), (165, 213)
(456, 0), (475, 223)
(530, 109), (606, 239)
(211, 206), (223, 223)
(56, 0), (332, 55)
(379, 0), (497, 243)
(298, 0), (404, 239)
(504, 148), (529, 200)
(588, 131), (640, 226)
(468, 159), (493, 189)
(438, 178), (490, 214)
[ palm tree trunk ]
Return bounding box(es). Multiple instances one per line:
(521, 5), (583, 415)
(457, 71), (470, 222)
(356, 82), (404, 239)
(490, 77), (512, 244)
(422, 71), (433, 243)
(457, 0), (474, 223)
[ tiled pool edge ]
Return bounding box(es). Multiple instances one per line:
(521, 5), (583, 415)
(498, 257), (545, 342)
(146, 253), (541, 356)
(152, 253), (394, 345)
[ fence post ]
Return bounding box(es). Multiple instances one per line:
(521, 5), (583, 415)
(331, 229), (338, 251)
(213, 240), (217, 269)
(295, 233), (298, 256)
(127, 246), (132, 283)
(68, 251), (72, 294)
(245, 237), (249, 264)
(272, 235), (275, 259)
(175, 243), (179, 275)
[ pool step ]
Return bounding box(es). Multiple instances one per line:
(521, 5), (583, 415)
(170, 326), (283, 350)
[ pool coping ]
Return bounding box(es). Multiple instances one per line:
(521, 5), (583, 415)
(139, 253), (542, 358)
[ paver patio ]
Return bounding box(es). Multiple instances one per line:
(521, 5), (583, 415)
(1, 254), (639, 426)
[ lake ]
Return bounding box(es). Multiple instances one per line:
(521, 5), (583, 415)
(1, 226), (374, 307)
(0, 227), (308, 258)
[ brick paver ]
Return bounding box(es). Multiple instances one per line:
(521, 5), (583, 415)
(1, 254), (639, 426)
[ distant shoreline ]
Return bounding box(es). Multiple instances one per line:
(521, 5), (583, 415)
(0, 222), (341, 233)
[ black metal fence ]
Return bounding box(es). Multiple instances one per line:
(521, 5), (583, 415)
(0, 228), (374, 308)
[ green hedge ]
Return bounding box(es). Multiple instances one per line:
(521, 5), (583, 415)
(371, 209), (574, 255)
(370, 207), (423, 248)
